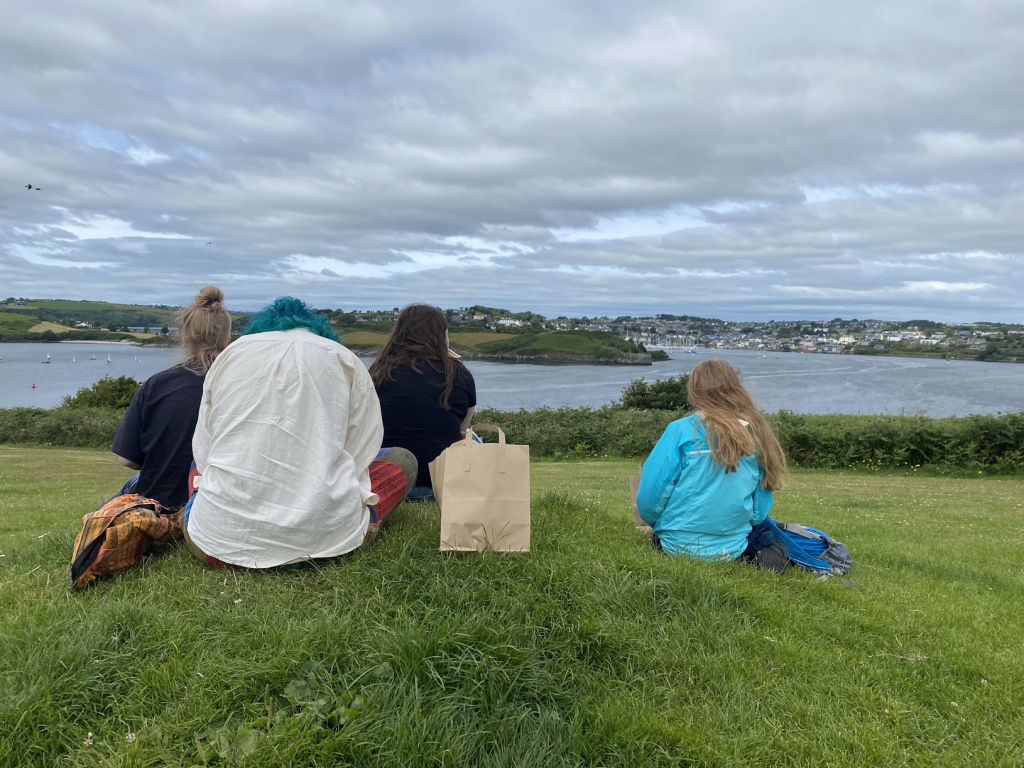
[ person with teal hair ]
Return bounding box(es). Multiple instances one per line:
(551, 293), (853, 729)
(182, 296), (416, 569)
(241, 296), (339, 341)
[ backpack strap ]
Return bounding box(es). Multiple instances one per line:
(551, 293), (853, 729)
(765, 518), (833, 574)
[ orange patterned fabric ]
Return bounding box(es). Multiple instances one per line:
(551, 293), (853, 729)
(71, 494), (183, 589)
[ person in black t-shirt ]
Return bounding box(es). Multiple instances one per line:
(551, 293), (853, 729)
(109, 286), (231, 509)
(370, 304), (477, 493)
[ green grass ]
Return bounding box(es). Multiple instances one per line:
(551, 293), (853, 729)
(3, 300), (181, 332)
(17, 300), (180, 320)
(474, 331), (648, 360)
(447, 332), (517, 347)
(333, 329), (518, 350)
(0, 311), (37, 332)
(337, 330), (390, 346)
(1, 447), (1023, 766)
(26, 320), (74, 333)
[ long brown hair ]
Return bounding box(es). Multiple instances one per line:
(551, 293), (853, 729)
(687, 358), (787, 490)
(369, 304), (461, 408)
(178, 285), (231, 374)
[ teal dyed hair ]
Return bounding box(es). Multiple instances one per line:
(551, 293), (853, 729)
(242, 297), (339, 342)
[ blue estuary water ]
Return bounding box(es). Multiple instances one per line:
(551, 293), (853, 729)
(2, 342), (1022, 417)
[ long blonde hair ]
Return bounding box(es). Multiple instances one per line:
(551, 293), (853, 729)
(687, 358), (787, 490)
(178, 286), (230, 374)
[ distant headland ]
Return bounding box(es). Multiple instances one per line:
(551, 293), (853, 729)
(2, 298), (1021, 364)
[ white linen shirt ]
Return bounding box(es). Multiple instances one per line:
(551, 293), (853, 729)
(186, 329), (383, 567)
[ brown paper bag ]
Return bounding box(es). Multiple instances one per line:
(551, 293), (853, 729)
(430, 424), (531, 553)
(629, 464), (653, 532)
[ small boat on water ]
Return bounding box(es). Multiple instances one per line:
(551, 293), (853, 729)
(107, 354), (112, 363)
(41, 353), (51, 364)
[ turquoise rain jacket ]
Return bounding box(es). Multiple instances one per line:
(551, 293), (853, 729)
(637, 414), (773, 560)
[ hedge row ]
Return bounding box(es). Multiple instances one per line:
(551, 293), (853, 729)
(472, 407), (1024, 472)
(2, 405), (1022, 473)
(0, 408), (124, 448)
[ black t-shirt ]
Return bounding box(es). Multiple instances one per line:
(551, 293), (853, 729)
(375, 360), (477, 487)
(110, 365), (205, 509)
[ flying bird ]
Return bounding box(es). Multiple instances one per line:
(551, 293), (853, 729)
(206, 241), (212, 245)
(24, 184), (32, 190)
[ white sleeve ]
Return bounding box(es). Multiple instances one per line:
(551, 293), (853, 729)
(343, 358), (384, 502)
(191, 374), (214, 475)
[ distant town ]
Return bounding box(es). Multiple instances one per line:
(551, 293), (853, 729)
(3, 298), (1023, 363)
(319, 305), (1024, 363)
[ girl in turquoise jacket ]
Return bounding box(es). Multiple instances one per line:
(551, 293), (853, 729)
(637, 359), (788, 565)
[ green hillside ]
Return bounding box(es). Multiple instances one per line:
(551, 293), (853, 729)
(334, 327), (518, 352)
(0, 300), (251, 345)
(4, 300), (179, 329)
(0, 311), (37, 332)
(472, 331), (649, 362)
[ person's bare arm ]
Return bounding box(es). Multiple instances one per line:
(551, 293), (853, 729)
(117, 455), (142, 471)
(460, 406), (476, 437)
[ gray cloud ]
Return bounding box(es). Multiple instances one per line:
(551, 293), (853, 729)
(1, 0), (1022, 320)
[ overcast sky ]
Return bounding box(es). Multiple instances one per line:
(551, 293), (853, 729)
(2, 0), (1022, 321)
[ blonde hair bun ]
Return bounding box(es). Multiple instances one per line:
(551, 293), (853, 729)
(179, 285), (230, 374)
(194, 285), (224, 310)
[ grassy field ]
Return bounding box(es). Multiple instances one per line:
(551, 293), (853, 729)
(0, 311), (37, 332)
(448, 332), (517, 347)
(338, 330), (390, 346)
(17, 300), (180, 321)
(335, 329), (518, 349)
(1, 447), (1022, 766)
(474, 331), (647, 360)
(2, 301), (181, 333)
(27, 320), (76, 334)
(1, 316), (157, 340)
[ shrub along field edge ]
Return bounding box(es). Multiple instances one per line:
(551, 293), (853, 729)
(472, 407), (1024, 473)
(2, 404), (1022, 473)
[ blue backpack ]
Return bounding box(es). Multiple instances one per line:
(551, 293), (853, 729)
(765, 518), (852, 575)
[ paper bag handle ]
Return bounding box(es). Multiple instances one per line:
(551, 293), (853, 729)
(466, 423), (506, 445)
(461, 423), (508, 474)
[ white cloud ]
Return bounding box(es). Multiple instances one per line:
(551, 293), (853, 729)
(126, 145), (171, 166)
(901, 281), (991, 294)
(13, 246), (118, 269)
(44, 211), (194, 241)
(554, 208), (706, 242)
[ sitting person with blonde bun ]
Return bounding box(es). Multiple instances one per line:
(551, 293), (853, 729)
(110, 286), (232, 509)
